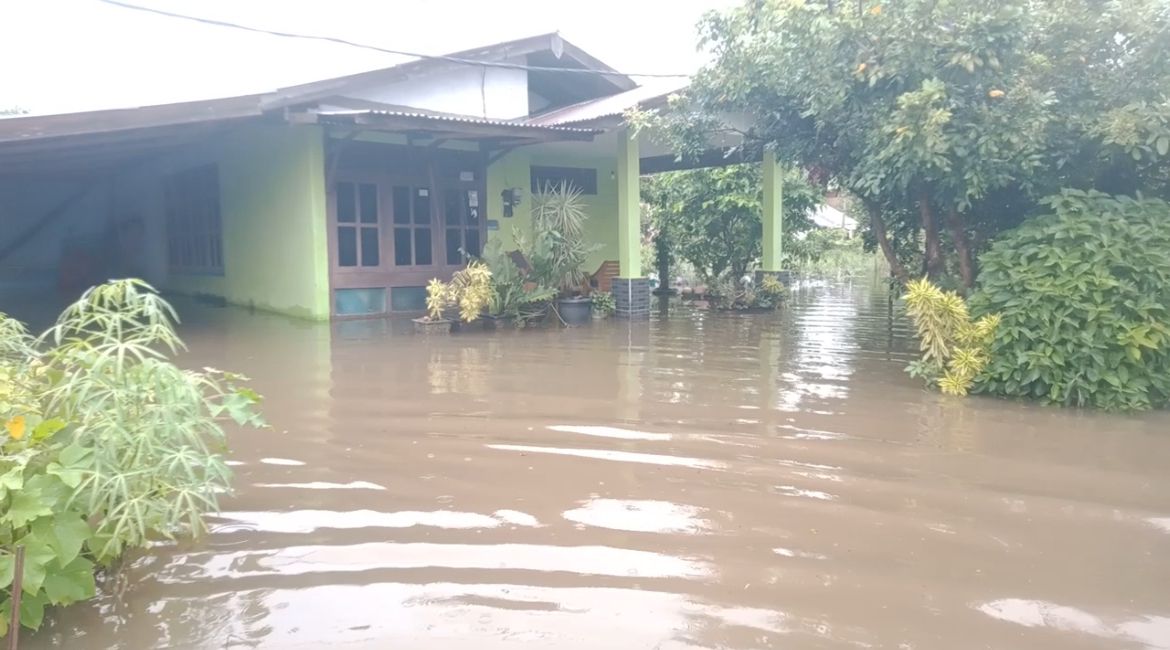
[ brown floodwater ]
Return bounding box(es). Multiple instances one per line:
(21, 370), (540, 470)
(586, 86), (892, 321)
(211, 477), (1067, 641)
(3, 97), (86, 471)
(22, 280), (1170, 649)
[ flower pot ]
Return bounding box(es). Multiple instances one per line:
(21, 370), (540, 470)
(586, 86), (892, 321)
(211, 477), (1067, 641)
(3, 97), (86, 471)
(412, 317), (453, 334)
(481, 314), (515, 330)
(556, 296), (593, 326)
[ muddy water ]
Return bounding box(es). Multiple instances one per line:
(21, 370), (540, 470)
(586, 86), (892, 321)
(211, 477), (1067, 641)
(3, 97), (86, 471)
(25, 281), (1170, 649)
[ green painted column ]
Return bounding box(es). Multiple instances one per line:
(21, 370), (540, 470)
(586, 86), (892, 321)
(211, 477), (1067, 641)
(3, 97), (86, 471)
(616, 128), (641, 278)
(761, 149), (784, 272)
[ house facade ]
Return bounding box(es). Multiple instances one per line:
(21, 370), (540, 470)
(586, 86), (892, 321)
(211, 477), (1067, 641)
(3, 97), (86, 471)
(0, 33), (785, 321)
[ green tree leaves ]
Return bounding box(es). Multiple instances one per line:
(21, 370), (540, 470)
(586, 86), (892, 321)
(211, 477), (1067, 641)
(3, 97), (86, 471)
(972, 191), (1170, 410)
(642, 163), (820, 282)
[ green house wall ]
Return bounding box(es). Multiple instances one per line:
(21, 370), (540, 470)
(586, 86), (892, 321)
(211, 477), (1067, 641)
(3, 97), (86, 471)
(486, 148), (620, 276)
(161, 125), (331, 320)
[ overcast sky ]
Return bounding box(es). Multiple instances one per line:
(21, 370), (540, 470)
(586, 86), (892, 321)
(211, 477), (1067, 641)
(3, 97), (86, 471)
(1, 0), (735, 115)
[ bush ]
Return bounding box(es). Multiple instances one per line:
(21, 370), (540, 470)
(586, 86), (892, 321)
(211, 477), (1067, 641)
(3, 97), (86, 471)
(1, 280), (264, 635)
(972, 190), (1170, 410)
(903, 279), (1000, 395)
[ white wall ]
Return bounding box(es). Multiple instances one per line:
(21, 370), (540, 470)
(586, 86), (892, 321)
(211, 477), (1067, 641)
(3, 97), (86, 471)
(345, 66), (529, 120)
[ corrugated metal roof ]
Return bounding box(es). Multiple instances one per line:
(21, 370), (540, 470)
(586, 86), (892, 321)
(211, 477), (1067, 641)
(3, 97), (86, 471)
(315, 108), (601, 133)
(526, 80), (689, 126)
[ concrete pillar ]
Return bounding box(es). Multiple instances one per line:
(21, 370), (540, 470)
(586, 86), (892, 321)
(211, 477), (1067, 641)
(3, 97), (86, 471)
(615, 128), (649, 319)
(761, 149), (783, 272)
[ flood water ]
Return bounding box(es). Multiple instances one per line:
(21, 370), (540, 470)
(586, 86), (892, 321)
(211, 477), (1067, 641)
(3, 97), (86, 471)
(24, 280), (1170, 649)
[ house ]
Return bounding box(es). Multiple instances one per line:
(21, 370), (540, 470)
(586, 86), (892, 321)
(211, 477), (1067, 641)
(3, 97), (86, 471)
(0, 33), (788, 321)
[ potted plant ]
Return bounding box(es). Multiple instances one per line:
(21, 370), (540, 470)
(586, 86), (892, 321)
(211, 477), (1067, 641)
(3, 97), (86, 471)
(482, 239), (556, 329)
(413, 261), (492, 334)
(526, 181), (601, 326)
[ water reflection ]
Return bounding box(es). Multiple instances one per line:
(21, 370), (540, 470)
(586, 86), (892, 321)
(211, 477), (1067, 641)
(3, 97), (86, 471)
(978, 599), (1170, 649)
(215, 509), (542, 534)
(562, 499), (709, 534)
(160, 542), (713, 582)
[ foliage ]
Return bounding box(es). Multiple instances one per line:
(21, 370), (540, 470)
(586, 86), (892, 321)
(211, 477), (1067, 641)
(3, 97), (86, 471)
(709, 274), (786, 312)
(970, 190), (1170, 410)
(590, 291), (616, 318)
(480, 239), (556, 325)
(903, 278), (1000, 395)
(649, 0), (1170, 288)
(641, 163), (821, 283)
(1, 280), (264, 635)
(788, 228), (883, 278)
(425, 261), (493, 323)
(526, 181), (601, 296)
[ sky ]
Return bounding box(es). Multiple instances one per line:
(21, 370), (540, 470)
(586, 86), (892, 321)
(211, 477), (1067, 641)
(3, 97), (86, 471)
(1, 0), (736, 115)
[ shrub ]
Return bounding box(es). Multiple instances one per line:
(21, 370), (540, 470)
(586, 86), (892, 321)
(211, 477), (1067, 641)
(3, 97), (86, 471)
(424, 261), (493, 323)
(1, 280), (264, 635)
(590, 291), (616, 318)
(903, 279), (1001, 396)
(709, 274), (786, 311)
(971, 190), (1170, 410)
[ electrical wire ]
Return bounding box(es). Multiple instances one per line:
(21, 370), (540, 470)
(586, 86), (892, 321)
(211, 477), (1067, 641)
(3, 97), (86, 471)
(94, 0), (692, 79)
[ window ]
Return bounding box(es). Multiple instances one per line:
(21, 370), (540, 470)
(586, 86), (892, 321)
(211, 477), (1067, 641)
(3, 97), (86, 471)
(391, 185), (433, 266)
(443, 189), (482, 265)
(530, 165), (598, 195)
(165, 165), (223, 274)
(335, 181), (380, 267)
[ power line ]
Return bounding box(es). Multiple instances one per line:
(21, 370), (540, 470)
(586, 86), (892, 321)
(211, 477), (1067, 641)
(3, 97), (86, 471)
(94, 0), (692, 79)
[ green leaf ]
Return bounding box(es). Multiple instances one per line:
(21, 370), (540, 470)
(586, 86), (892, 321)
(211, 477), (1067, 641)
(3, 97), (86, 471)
(0, 464), (23, 491)
(31, 418), (66, 441)
(1157, 136), (1169, 157)
(19, 590), (47, 630)
(52, 515), (92, 566)
(3, 490), (53, 527)
(46, 462), (84, 489)
(0, 552), (13, 590)
(41, 556), (96, 605)
(57, 442), (92, 467)
(16, 537), (57, 596)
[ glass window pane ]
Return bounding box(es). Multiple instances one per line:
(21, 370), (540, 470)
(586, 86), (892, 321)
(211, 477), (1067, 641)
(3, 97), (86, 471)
(390, 286), (427, 312)
(414, 228), (432, 265)
(392, 186), (410, 224)
(446, 229), (462, 265)
(359, 184), (378, 224)
(413, 189), (431, 225)
(337, 226), (357, 266)
(394, 227), (412, 266)
(360, 227), (380, 267)
(465, 229), (481, 258)
(444, 190), (462, 225)
(335, 288), (386, 315)
(336, 182), (356, 223)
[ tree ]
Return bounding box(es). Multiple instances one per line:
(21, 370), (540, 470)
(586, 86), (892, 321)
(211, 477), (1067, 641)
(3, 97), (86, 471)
(652, 0), (1170, 289)
(642, 163), (821, 282)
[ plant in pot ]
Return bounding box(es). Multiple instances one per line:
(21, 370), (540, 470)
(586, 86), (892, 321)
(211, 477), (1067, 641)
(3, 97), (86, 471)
(482, 239), (556, 329)
(526, 181), (601, 326)
(413, 261), (492, 334)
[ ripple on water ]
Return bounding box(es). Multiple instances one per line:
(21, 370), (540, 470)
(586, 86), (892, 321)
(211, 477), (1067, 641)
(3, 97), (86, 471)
(562, 499), (709, 534)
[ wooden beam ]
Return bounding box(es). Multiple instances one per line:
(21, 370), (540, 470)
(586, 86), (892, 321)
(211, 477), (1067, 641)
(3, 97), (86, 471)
(0, 181), (101, 265)
(639, 148), (759, 175)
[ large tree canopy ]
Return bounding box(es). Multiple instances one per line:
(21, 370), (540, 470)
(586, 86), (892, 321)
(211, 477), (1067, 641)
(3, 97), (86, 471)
(654, 0), (1170, 288)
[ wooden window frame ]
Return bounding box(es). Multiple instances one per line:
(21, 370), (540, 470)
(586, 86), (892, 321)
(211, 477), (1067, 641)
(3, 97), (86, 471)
(530, 165), (598, 195)
(165, 164), (224, 275)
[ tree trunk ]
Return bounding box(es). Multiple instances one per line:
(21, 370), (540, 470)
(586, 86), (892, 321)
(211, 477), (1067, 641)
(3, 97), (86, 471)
(864, 200), (910, 284)
(917, 188), (945, 279)
(945, 207), (976, 290)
